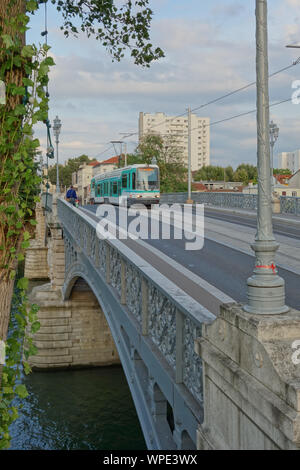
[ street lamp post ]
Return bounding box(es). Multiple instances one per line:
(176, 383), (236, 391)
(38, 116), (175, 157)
(244, 0), (288, 315)
(53, 115), (62, 194)
(269, 120), (279, 192)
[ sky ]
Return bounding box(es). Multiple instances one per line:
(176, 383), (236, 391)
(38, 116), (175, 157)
(27, 0), (300, 169)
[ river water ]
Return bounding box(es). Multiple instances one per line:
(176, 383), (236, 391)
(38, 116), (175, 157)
(9, 366), (146, 450)
(8, 284), (146, 450)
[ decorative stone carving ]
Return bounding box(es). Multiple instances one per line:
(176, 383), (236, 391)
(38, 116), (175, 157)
(183, 317), (203, 404)
(126, 263), (142, 323)
(110, 248), (121, 295)
(148, 284), (176, 369)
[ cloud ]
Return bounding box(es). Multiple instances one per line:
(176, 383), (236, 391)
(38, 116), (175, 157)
(212, 1), (245, 18)
(27, 0), (300, 167)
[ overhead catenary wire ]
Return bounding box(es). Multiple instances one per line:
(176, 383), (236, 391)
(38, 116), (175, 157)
(100, 59), (299, 158)
(140, 59), (300, 136)
(139, 97), (292, 138)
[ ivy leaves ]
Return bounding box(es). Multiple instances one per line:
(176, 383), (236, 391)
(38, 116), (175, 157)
(0, 285), (40, 450)
(49, 0), (164, 67)
(0, 0), (47, 449)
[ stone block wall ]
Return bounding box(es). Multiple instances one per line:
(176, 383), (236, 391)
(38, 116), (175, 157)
(24, 203), (49, 280)
(28, 283), (120, 369)
(24, 241), (49, 280)
(195, 303), (300, 450)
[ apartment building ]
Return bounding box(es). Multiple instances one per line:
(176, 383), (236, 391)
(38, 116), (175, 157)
(139, 112), (210, 171)
(278, 150), (300, 173)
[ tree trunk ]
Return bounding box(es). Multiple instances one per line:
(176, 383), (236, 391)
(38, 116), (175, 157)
(0, 0), (26, 346)
(0, 279), (15, 342)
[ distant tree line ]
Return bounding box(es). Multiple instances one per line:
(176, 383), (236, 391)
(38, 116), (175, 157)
(193, 164), (258, 185)
(194, 165), (292, 186)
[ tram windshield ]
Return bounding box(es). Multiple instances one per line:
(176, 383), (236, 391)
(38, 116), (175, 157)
(137, 168), (159, 191)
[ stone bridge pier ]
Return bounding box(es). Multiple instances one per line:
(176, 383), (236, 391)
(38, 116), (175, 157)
(25, 195), (120, 369)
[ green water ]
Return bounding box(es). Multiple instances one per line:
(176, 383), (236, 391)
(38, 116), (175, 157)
(9, 366), (146, 450)
(8, 279), (146, 450)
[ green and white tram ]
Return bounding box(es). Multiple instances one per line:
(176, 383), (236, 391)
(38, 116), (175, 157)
(90, 164), (160, 206)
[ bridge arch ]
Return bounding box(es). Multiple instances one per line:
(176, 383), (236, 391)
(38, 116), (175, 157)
(63, 274), (120, 368)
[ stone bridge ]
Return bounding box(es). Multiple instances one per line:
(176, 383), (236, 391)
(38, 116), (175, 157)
(24, 194), (300, 450)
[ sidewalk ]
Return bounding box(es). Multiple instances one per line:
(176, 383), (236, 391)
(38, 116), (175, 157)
(203, 204), (300, 226)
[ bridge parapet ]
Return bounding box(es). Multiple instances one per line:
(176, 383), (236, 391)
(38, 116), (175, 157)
(161, 192), (258, 210)
(58, 199), (216, 406)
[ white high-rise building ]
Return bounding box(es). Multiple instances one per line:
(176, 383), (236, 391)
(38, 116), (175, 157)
(278, 150), (300, 174)
(139, 112), (210, 171)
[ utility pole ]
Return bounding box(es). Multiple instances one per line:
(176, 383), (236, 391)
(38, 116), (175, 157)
(244, 0), (288, 315)
(186, 106), (193, 204)
(110, 140), (123, 167)
(124, 142), (127, 167)
(269, 120), (279, 192)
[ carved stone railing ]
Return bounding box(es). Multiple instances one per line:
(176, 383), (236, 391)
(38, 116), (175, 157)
(280, 196), (300, 216)
(161, 192), (258, 210)
(57, 198), (217, 407)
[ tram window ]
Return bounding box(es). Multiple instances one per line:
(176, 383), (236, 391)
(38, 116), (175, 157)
(96, 184), (101, 196)
(113, 181), (118, 195)
(122, 173), (127, 188)
(132, 172), (136, 190)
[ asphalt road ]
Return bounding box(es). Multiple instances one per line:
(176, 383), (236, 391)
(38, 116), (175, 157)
(82, 204), (300, 311)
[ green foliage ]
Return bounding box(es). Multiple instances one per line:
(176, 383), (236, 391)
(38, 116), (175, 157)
(130, 134), (188, 193)
(194, 164), (258, 186)
(49, 0), (164, 67)
(0, 0), (50, 448)
(235, 164), (257, 183)
(0, 282), (40, 450)
(194, 165), (228, 182)
(273, 168), (292, 176)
